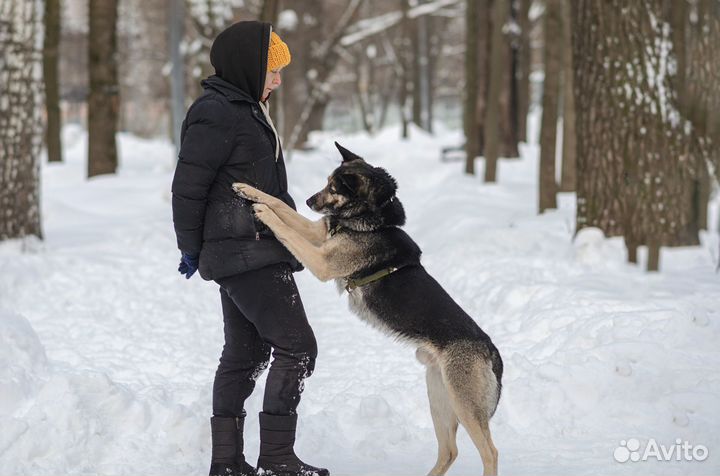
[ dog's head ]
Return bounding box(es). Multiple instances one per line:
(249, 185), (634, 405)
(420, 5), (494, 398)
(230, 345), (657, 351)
(306, 142), (405, 228)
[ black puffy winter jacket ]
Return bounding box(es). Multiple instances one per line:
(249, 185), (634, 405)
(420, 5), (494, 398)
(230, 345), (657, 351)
(171, 21), (300, 280)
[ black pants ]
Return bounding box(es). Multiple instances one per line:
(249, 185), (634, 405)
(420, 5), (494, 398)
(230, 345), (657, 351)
(213, 263), (317, 417)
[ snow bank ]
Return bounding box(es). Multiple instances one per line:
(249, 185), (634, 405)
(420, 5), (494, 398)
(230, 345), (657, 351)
(0, 305), (209, 474)
(0, 308), (47, 417)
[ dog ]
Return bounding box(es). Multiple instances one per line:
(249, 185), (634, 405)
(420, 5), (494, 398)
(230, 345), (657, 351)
(232, 142), (503, 476)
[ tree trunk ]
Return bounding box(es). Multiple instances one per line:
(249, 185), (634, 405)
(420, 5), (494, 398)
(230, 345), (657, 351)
(626, 239), (638, 264)
(354, 46), (373, 133)
(499, 0), (519, 158)
(677, 0), (720, 235)
(168, 0), (185, 153)
(400, 0), (411, 139)
(88, 0), (119, 177)
(0, 0), (44, 240)
(465, 0), (491, 174)
(483, 0), (507, 183)
(411, 9), (421, 128)
(647, 242), (660, 272)
(464, 0), (480, 174)
(43, 0), (62, 163)
(259, 0), (280, 24)
(517, 0), (531, 143)
(539, 0), (561, 212)
(559, 0), (576, 192)
(694, 167), (710, 232)
(667, 0), (699, 245)
(573, 0), (699, 271)
(427, 16), (441, 133)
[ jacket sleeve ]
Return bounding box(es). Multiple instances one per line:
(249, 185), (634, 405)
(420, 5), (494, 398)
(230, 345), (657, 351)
(171, 98), (236, 255)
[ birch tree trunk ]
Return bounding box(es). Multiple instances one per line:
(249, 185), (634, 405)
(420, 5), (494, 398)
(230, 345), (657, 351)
(0, 0), (44, 240)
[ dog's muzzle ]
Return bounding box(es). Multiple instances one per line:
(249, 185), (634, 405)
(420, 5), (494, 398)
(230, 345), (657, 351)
(306, 193), (321, 211)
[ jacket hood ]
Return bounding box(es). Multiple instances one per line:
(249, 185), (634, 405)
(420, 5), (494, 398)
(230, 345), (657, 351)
(201, 75), (254, 103)
(210, 21), (271, 102)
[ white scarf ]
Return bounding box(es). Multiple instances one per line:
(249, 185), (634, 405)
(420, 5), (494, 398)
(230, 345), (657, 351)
(258, 100), (280, 161)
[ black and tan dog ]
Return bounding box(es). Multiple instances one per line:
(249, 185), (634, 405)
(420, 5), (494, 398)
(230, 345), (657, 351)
(233, 143), (503, 476)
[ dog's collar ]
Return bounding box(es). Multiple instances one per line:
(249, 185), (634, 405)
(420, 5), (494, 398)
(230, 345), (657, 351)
(344, 265), (404, 293)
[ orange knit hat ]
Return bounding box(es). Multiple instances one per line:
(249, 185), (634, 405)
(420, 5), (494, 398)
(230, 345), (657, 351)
(267, 31), (291, 71)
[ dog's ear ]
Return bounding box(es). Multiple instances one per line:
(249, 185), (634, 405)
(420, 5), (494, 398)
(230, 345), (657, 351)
(335, 141), (363, 163)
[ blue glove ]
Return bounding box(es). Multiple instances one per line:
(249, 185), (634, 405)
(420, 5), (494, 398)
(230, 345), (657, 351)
(178, 252), (199, 279)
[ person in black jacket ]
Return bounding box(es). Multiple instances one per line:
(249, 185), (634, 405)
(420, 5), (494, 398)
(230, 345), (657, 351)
(171, 22), (328, 476)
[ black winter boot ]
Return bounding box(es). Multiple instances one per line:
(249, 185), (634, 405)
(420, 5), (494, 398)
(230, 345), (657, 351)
(256, 412), (329, 476)
(209, 415), (257, 476)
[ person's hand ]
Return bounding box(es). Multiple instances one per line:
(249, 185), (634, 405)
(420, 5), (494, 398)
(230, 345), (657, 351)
(178, 252), (199, 279)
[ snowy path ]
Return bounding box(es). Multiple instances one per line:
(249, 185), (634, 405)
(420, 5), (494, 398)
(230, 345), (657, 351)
(1, 123), (719, 475)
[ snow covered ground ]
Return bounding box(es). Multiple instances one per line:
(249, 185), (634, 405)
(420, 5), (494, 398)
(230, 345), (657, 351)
(1, 119), (719, 475)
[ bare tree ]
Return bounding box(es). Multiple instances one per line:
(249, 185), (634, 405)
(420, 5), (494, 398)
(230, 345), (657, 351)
(88, 0), (119, 177)
(539, 0), (561, 212)
(285, 0), (364, 153)
(464, 0), (490, 174)
(117, 0), (171, 138)
(483, 0), (507, 182)
(185, 0), (245, 99)
(43, 0), (63, 163)
(0, 0), (44, 240)
(464, 0), (480, 173)
(399, 0), (412, 138)
(558, 0), (576, 192)
(411, 0), (435, 132)
(168, 0), (185, 151)
(259, 0), (280, 24)
(516, 0), (531, 143)
(351, 37), (397, 134)
(278, 2), (325, 145)
(499, 0), (519, 158)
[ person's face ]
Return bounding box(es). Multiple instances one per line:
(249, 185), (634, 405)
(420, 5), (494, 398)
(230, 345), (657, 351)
(262, 68), (282, 101)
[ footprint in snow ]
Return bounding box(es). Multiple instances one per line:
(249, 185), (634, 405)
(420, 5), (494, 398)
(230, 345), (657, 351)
(615, 361), (633, 377)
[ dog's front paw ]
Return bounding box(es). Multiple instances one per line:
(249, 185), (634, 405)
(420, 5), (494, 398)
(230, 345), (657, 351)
(232, 182), (259, 201)
(253, 203), (281, 227)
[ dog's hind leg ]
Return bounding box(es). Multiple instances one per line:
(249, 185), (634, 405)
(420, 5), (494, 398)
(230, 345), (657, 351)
(442, 355), (499, 476)
(417, 349), (459, 476)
